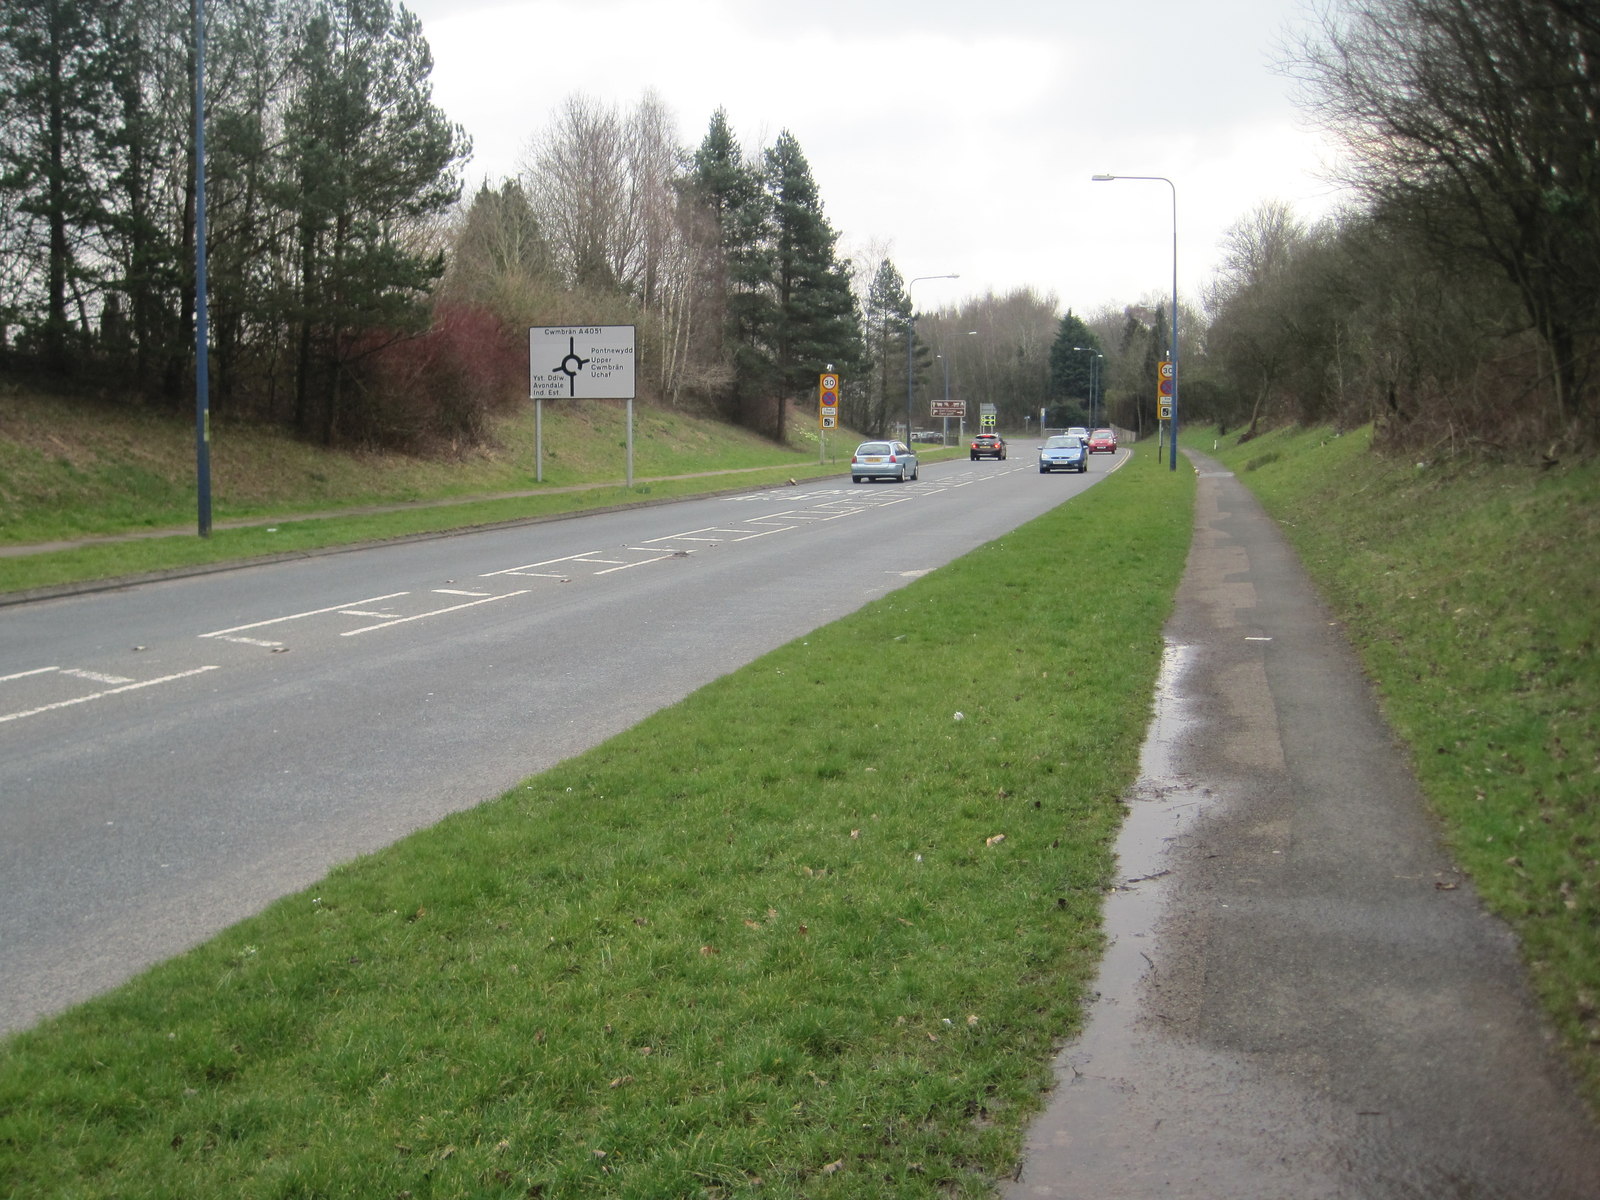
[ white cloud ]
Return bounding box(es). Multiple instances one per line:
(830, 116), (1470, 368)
(406, 0), (1353, 313)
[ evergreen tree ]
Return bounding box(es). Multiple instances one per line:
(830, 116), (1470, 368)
(277, 0), (468, 441)
(687, 108), (775, 429)
(761, 129), (861, 440)
(1047, 309), (1098, 408)
(861, 258), (909, 436)
(0, 0), (114, 370)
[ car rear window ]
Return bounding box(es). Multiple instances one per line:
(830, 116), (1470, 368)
(857, 443), (892, 454)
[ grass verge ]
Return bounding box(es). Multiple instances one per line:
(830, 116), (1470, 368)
(0, 389), (963, 597)
(1202, 424), (1600, 1106)
(0, 447), (1195, 1198)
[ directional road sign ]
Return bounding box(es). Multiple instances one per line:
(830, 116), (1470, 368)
(529, 326), (637, 400)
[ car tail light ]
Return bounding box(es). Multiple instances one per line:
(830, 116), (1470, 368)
(888, 454), (898, 462)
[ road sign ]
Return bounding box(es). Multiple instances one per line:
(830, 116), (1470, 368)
(1159, 379), (1173, 396)
(1159, 400), (1173, 421)
(930, 399), (964, 417)
(529, 326), (636, 399)
(1159, 360), (1174, 380)
(819, 371), (841, 429)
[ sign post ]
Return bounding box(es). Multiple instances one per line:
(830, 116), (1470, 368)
(1155, 360), (1175, 462)
(529, 325), (637, 484)
(819, 372), (840, 464)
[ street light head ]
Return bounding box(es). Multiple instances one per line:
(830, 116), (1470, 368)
(1091, 173), (1116, 181)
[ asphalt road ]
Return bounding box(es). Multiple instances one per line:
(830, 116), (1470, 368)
(1002, 454), (1600, 1199)
(0, 447), (1120, 1033)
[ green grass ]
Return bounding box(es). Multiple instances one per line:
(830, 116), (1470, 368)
(0, 446), (1195, 1198)
(0, 388), (962, 596)
(1202, 423), (1600, 1105)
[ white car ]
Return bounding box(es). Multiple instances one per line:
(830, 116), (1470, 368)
(851, 440), (919, 483)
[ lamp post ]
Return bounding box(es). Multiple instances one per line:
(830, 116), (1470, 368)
(936, 352), (950, 444)
(907, 274), (959, 445)
(1072, 346), (1102, 428)
(1092, 173), (1178, 470)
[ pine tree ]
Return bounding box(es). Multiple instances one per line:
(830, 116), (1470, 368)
(0, 0), (114, 370)
(861, 258), (909, 436)
(278, 0), (468, 442)
(687, 108), (776, 430)
(761, 129), (861, 440)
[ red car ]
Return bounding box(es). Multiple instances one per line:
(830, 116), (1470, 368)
(1088, 428), (1118, 453)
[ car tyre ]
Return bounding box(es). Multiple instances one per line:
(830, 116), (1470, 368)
(852, 475), (862, 483)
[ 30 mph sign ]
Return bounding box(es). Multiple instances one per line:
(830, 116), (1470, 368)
(819, 372), (840, 429)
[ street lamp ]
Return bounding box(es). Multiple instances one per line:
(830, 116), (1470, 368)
(907, 274), (959, 445)
(936, 352), (951, 444)
(1092, 173), (1178, 470)
(1072, 346), (1102, 428)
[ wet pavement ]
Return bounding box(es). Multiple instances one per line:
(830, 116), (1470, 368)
(1001, 454), (1600, 1199)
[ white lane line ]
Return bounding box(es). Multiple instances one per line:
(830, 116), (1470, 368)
(338, 609), (404, 619)
(1, 666), (60, 683)
(481, 552), (600, 578)
(593, 554), (677, 575)
(61, 669), (135, 685)
(199, 592), (411, 638)
(210, 636), (284, 648)
(434, 589), (492, 597)
(341, 591), (530, 636)
(0, 666), (221, 726)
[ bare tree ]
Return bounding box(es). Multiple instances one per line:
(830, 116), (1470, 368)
(526, 93), (631, 293)
(1290, 0), (1600, 443)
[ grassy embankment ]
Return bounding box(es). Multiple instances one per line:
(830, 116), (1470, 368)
(1204, 424), (1600, 1107)
(0, 395), (1196, 1197)
(0, 388), (952, 595)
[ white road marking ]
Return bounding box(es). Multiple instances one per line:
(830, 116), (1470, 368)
(1, 667), (60, 683)
(61, 669), (135, 685)
(210, 636), (284, 648)
(482, 552), (601, 578)
(593, 554), (677, 575)
(0, 666), (221, 726)
(341, 591), (531, 636)
(199, 592), (410, 638)
(434, 589), (492, 597)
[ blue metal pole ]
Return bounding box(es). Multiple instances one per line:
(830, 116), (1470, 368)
(194, 0), (212, 536)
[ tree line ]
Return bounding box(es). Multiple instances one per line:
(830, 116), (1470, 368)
(1, 0), (1590, 457)
(1197, 0), (1600, 455)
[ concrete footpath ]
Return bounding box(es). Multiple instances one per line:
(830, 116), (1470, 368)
(1001, 453), (1600, 1199)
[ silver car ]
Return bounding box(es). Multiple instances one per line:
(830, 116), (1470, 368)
(1039, 434), (1088, 473)
(851, 440), (919, 483)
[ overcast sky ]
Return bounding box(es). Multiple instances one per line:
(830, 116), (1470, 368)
(402, 0), (1351, 317)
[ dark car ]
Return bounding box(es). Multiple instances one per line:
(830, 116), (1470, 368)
(1088, 428), (1118, 453)
(1039, 434), (1088, 473)
(970, 433), (1007, 460)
